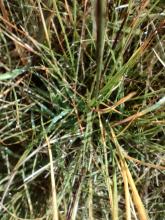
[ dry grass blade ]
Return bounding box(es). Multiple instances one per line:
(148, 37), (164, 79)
(124, 164), (149, 220)
(125, 155), (165, 171)
(119, 160), (131, 220)
(113, 96), (165, 126)
(98, 113), (114, 217)
(98, 92), (136, 114)
(37, 0), (54, 46)
(111, 128), (149, 220)
(0, 0), (12, 31)
(112, 159), (118, 220)
(42, 119), (59, 220)
(88, 179), (94, 220)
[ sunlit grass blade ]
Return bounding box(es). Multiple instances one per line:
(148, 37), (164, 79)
(111, 128), (149, 220)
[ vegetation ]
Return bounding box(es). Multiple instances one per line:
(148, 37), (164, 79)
(0, 1), (165, 219)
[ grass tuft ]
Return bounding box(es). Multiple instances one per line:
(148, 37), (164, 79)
(0, 0), (165, 219)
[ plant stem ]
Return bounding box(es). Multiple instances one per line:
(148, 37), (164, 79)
(93, 0), (106, 98)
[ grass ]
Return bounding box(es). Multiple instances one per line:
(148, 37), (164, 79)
(0, 0), (165, 219)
